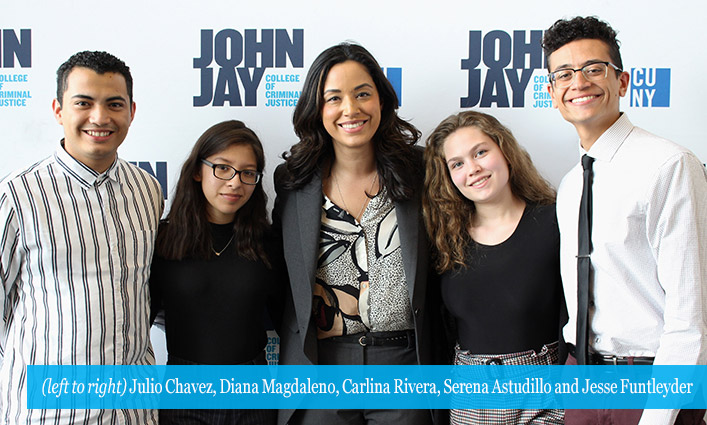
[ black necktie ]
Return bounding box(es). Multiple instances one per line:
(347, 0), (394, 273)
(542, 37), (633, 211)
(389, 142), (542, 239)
(576, 154), (594, 365)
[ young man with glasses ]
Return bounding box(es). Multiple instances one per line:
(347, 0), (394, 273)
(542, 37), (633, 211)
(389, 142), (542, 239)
(0, 51), (163, 424)
(543, 16), (707, 425)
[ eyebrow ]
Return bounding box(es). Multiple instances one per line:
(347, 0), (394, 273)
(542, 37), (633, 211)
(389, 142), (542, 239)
(70, 94), (128, 103)
(323, 82), (374, 95)
(445, 142), (487, 164)
(106, 96), (128, 103)
(551, 59), (607, 71)
(212, 157), (258, 168)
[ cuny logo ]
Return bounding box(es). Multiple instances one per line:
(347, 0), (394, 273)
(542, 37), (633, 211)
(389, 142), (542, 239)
(193, 29), (304, 107)
(384, 67), (402, 107)
(630, 68), (670, 107)
(461, 30), (545, 108)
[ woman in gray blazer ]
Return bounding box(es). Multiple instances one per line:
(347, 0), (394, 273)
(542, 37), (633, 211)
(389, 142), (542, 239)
(272, 42), (444, 425)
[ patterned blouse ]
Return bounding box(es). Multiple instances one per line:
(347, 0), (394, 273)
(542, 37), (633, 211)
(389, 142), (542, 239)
(314, 188), (414, 338)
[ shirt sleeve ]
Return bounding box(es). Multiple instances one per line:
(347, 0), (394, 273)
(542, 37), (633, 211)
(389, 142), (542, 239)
(646, 152), (707, 365)
(0, 188), (22, 360)
(638, 153), (707, 425)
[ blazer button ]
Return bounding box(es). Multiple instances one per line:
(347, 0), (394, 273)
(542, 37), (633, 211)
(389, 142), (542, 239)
(414, 308), (420, 316)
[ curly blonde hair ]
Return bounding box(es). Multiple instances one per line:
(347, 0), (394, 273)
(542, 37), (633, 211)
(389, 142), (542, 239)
(423, 111), (556, 273)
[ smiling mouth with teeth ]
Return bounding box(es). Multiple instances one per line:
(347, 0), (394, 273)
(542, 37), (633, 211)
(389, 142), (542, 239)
(85, 130), (112, 137)
(340, 121), (365, 129)
(570, 95), (599, 103)
(471, 176), (489, 187)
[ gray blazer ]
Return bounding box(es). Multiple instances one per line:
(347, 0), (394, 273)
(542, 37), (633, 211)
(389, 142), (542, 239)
(272, 163), (443, 423)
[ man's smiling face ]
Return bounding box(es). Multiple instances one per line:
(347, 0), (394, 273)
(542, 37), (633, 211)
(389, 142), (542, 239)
(53, 66), (135, 173)
(547, 38), (629, 147)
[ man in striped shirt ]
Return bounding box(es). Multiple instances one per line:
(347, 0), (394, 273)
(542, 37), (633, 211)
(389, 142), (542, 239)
(0, 51), (163, 424)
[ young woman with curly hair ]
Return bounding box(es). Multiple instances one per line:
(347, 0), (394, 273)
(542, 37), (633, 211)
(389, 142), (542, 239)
(423, 111), (566, 425)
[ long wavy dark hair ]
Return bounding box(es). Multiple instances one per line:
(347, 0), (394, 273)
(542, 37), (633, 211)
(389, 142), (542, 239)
(282, 42), (421, 201)
(156, 120), (270, 265)
(423, 111), (556, 273)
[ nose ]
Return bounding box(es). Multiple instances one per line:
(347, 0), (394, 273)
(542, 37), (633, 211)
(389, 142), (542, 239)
(89, 104), (111, 125)
(341, 95), (358, 116)
(227, 173), (244, 188)
(469, 159), (482, 174)
(570, 70), (592, 89)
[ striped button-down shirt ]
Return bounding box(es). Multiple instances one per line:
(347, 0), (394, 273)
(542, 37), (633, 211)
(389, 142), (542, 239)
(0, 144), (163, 424)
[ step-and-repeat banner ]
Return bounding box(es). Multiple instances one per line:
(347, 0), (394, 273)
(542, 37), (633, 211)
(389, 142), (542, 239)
(3, 0), (705, 363)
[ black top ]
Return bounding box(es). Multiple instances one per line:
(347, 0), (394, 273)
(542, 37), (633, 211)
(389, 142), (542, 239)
(440, 204), (563, 354)
(150, 222), (284, 364)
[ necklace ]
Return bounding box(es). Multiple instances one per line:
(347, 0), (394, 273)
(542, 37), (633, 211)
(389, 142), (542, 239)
(211, 234), (234, 256)
(334, 172), (378, 222)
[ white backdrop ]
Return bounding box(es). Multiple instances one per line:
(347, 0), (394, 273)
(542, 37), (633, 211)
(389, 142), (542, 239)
(3, 0), (705, 364)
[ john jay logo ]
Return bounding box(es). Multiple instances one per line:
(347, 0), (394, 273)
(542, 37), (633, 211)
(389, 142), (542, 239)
(0, 29), (32, 108)
(630, 68), (670, 107)
(263, 67), (402, 108)
(193, 29), (304, 107)
(1, 29), (31, 68)
(461, 30), (545, 108)
(130, 161), (168, 200)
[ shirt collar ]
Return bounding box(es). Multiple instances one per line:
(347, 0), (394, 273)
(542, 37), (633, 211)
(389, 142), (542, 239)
(54, 139), (120, 188)
(580, 113), (635, 162)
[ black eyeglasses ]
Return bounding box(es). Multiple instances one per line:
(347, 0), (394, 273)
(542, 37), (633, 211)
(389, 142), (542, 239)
(549, 61), (622, 88)
(200, 159), (262, 185)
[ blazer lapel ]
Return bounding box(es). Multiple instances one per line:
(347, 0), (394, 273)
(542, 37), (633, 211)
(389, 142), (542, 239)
(292, 174), (322, 349)
(295, 175), (322, 293)
(395, 196), (420, 303)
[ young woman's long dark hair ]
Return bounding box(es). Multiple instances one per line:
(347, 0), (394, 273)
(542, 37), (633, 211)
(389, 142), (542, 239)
(282, 42), (421, 201)
(156, 120), (270, 264)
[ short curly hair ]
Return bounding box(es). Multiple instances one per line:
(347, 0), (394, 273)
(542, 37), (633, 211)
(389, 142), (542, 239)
(56, 51), (133, 106)
(542, 16), (623, 72)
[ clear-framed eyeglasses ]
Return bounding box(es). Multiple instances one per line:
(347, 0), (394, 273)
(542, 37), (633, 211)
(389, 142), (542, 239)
(200, 159), (262, 185)
(549, 61), (623, 89)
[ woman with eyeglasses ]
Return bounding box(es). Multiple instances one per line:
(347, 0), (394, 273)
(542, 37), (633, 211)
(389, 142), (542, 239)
(150, 120), (282, 424)
(423, 111), (566, 425)
(273, 42), (443, 425)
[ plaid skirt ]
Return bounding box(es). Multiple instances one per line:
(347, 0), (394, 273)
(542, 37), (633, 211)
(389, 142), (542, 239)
(450, 342), (564, 425)
(159, 353), (276, 425)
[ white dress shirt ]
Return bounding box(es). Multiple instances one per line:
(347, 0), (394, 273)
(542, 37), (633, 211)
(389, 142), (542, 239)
(556, 114), (707, 424)
(0, 144), (163, 424)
